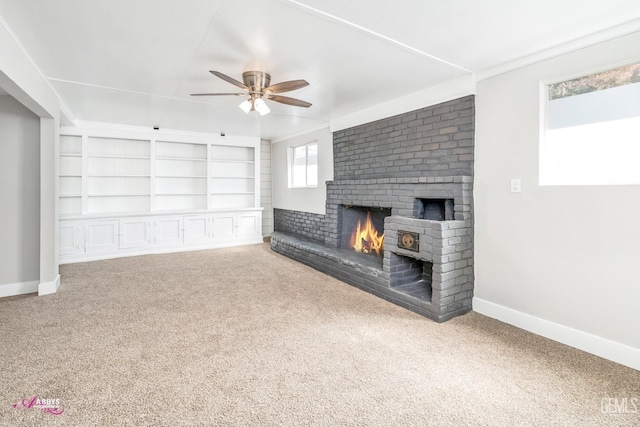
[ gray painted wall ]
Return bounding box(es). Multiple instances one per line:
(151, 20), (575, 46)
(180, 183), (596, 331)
(475, 31), (640, 365)
(0, 95), (40, 285)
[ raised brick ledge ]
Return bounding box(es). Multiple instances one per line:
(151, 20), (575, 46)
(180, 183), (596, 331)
(270, 231), (384, 277)
(270, 231), (470, 322)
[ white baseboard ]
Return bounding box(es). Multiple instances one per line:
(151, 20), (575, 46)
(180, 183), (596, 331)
(0, 280), (39, 298)
(473, 297), (640, 371)
(38, 275), (60, 296)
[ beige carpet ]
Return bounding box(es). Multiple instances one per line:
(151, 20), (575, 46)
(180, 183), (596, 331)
(1, 243), (638, 426)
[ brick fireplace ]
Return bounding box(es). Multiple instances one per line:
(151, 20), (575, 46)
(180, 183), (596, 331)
(271, 96), (474, 322)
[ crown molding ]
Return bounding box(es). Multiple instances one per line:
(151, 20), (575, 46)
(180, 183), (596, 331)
(477, 18), (640, 81)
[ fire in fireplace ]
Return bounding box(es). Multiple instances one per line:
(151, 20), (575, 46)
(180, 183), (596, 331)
(349, 211), (384, 257)
(340, 206), (391, 258)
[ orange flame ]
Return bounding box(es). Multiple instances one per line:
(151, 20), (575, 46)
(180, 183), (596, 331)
(349, 211), (384, 257)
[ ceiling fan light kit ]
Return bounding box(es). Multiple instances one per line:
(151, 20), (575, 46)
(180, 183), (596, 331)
(239, 97), (270, 115)
(253, 98), (270, 115)
(239, 99), (253, 114)
(191, 70), (311, 116)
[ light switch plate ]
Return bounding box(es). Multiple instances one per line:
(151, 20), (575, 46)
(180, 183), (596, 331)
(511, 178), (521, 193)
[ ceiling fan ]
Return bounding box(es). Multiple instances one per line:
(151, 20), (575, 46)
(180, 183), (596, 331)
(191, 70), (311, 116)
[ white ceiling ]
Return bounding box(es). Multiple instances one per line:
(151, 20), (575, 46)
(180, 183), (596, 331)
(1, 0), (639, 140)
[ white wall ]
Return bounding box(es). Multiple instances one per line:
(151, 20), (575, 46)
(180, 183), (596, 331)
(474, 31), (640, 370)
(0, 95), (40, 293)
(260, 139), (273, 236)
(272, 127), (333, 215)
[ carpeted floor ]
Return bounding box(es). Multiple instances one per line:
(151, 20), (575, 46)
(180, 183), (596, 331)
(1, 243), (638, 426)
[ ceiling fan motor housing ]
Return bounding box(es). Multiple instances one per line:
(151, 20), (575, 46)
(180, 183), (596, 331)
(243, 71), (271, 96)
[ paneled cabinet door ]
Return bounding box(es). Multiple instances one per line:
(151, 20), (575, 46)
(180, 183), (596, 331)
(119, 217), (154, 249)
(236, 212), (261, 240)
(155, 216), (184, 246)
(85, 219), (120, 254)
(59, 222), (84, 256)
(211, 213), (236, 242)
(183, 215), (212, 244)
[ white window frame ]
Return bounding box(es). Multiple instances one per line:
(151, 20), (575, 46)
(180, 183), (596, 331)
(288, 142), (318, 188)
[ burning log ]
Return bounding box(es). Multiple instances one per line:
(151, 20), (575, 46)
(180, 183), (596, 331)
(349, 211), (384, 257)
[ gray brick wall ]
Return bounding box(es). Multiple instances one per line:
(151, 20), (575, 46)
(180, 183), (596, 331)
(274, 208), (326, 243)
(333, 96), (474, 180)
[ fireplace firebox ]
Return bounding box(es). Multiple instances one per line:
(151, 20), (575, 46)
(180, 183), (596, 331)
(340, 206), (391, 258)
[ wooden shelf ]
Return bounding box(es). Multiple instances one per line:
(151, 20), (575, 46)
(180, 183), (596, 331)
(60, 174), (82, 177)
(211, 192), (255, 195)
(156, 157), (207, 162)
(157, 193), (207, 196)
(89, 174), (151, 178)
(60, 194), (82, 198)
(88, 194), (150, 197)
(60, 153), (82, 157)
(88, 154), (150, 160)
(156, 175), (207, 179)
(210, 159), (255, 164)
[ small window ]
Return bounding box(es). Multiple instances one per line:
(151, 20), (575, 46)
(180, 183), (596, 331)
(288, 142), (318, 188)
(541, 62), (640, 185)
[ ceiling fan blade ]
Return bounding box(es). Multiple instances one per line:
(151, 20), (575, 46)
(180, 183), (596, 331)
(210, 71), (248, 90)
(264, 79), (309, 94)
(267, 95), (312, 108)
(190, 93), (246, 96)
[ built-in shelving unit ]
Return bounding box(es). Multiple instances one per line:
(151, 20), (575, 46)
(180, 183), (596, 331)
(57, 128), (263, 263)
(87, 137), (151, 214)
(210, 145), (255, 208)
(59, 135), (83, 216)
(156, 141), (208, 211)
